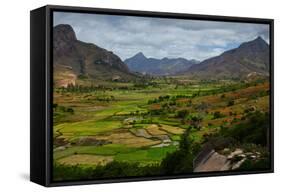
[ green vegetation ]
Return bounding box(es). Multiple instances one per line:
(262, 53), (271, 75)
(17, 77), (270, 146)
(238, 157), (270, 171)
(160, 130), (195, 174)
(219, 111), (269, 146)
(53, 161), (161, 181)
(53, 77), (270, 181)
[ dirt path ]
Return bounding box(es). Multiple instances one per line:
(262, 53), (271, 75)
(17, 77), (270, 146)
(130, 127), (173, 147)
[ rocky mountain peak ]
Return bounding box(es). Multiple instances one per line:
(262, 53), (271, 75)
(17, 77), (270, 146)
(124, 53), (198, 75)
(133, 52), (146, 59)
(185, 36), (269, 79)
(53, 24), (77, 58)
(238, 36), (268, 51)
(54, 24), (77, 42)
(53, 24), (132, 83)
(255, 36), (263, 41)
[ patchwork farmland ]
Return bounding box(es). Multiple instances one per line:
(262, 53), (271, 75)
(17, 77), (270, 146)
(53, 77), (270, 180)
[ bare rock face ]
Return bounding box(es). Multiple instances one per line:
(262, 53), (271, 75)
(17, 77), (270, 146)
(193, 147), (261, 172)
(53, 24), (77, 58)
(193, 150), (230, 172)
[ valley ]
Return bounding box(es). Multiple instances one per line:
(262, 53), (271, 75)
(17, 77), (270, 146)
(52, 23), (271, 181)
(53, 76), (270, 180)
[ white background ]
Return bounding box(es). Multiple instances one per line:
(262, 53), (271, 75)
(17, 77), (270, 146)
(0, 0), (279, 191)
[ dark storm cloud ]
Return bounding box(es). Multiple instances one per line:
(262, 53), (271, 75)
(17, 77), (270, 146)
(54, 12), (270, 61)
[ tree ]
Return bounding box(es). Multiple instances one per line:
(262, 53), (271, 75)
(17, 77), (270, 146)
(53, 103), (58, 110)
(189, 115), (203, 129)
(222, 111), (269, 146)
(227, 100), (235, 106)
(213, 111), (224, 119)
(160, 130), (194, 174)
(176, 109), (189, 119)
(66, 107), (74, 114)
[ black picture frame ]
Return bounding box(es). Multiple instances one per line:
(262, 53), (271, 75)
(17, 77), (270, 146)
(30, 4), (274, 187)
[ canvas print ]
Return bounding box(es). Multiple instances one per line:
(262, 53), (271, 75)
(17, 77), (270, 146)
(52, 11), (271, 181)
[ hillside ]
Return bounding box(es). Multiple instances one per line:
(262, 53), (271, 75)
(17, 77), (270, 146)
(53, 24), (134, 87)
(184, 37), (269, 79)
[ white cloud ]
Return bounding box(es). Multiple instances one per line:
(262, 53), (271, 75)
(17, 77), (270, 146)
(54, 12), (270, 61)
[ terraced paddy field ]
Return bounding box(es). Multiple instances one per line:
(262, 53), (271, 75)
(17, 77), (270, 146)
(53, 78), (270, 179)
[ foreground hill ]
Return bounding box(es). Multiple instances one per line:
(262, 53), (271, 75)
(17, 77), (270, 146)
(124, 52), (199, 75)
(184, 37), (269, 79)
(53, 24), (134, 87)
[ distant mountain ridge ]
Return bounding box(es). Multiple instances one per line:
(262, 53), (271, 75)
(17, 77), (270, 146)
(53, 24), (134, 87)
(184, 36), (270, 79)
(124, 52), (199, 75)
(53, 24), (270, 85)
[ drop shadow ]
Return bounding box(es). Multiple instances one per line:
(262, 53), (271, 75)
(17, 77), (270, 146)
(19, 173), (30, 181)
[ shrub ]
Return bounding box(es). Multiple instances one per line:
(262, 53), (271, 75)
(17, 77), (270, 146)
(213, 111), (224, 119)
(176, 109), (189, 119)
(53, 103), (58, 110)
(238, 157), (270, 171)
(189, 115), (203, 129)
(66, 107), (74, 114)
(78, 74), (88, 79)
(227, 100), (235, 106)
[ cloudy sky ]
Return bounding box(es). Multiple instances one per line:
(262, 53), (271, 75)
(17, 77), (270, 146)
(54, 11), (269, 61)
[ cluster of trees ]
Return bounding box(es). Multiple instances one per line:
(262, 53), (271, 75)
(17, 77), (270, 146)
(147, 80), (262, 110)
(202, 80), (265, 97)
(133, 81), (158, 89)
(227, 100), (235, 106)
(220, 111), (269, 146)
(160, 130), (196, 174)
(205, 110), (269, 158)
(53, 103), (75, 124)
(147, 95), (194, 109)
(238, 157), (270, 171)
(95, 95), (115, 102)
(148, 108), (167, 116)
(202, 110), (270, 171)
(53, 103), (74, 114)
(60, 84), (98, 93)
(58, 84), (141, 93)
(175, 110), (203, 130)
(176, 109), (189, 119)
(53, 161), (161, 181)
(212, 111), (225, 119)
(147, 95), (171, 104)
(249, 89), (270, 100)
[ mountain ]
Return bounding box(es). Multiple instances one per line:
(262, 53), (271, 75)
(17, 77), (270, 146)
(53, 24), (133, 87)
(124, 52), (199, 75)
(184, 37), (270, 79)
